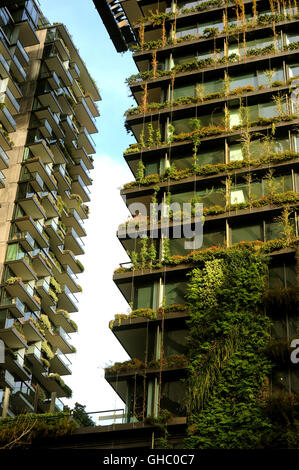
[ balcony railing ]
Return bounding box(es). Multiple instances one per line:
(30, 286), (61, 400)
(86, 409), (126, 426)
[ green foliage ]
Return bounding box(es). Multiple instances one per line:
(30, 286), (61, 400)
(72, 402), (95, 427)
(185, 248), (273, 448)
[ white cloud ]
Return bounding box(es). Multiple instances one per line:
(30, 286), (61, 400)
(63, 154), (132, 413)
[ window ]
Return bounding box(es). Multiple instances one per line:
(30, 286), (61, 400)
(164, 280), (186, 305)
(231, 223), (263, 244)
(134, 282), (157, 309)
(170, 154), (194, 170)
(230, 72), (256, 90)
(257, 68), (284, 87)
(198, 148), (224, 166)
(173, 84), (195, 100)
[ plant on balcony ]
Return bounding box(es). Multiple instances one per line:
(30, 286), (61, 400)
(48, 373), (72, 398)
(49, 288), (58, 303)
(40, 314), (52, 331)
(42, 341), (54, 360)
(50, 277), (62, 294)
(5, 276), (22, 285)
(75, 259), (84, 272)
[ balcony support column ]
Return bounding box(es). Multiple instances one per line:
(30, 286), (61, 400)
(2, 386), (10, 418)
(49, 391), (57, 413)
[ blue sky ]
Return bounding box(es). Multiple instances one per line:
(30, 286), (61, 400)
(37, 0), (136, 414)
(39, 0), (136, 161)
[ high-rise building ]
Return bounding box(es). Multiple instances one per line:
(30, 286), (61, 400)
(93, 0), (299, 448)
(0, 0), (100, 417)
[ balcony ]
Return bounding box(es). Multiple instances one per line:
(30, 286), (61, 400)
(48, 140), (68, 164)
(15, 216), (49, 249)
(71, 174), (90, 203)
(0, 126), (13, 151)
(0, 369), (15, 389)
(50, 349), (72, 376)
(31, 252), (52, 277)
(35, 107), (64, 140)
(48, 308), (77, 334)
(44, 218), (65, 246)
(0, 169), (4, 188)
(62, 192), (89, 221)
(26, 344), (45, 375)
(4, 279), (40, 312)
(74, 96), (98, 134)
(5, 254), (38, 283)
(0, 145), (9, 170)
(25, 156), (58, 191)
(0, 86), (20, 115)
(48, 326), (74, 355)
(84, 95), (100, 118)
(10, 382), (35, 414)
(57, 285), (78, 314)
(0, 53), (9, 79)
(0, 324), (27, 349)
(53, 164), (71, 191)
(40, 194), (60, 218)
(42, 396), (64, 413)
(9, 54), (26, 82)
(70, 62), (80, 80)
(56, 265), (80, 294)
(28, 139), (55, 165)
(0, 296), (25, 319)
(18, 195), (46, 219)
(38, 90), (62, 114)
(62, 208), (86, 238)
(45, 54), (73, 87)
(61, 115), (78, 142)
(64, 227), (84, 256)
(0, 7), (11, 27)
(36, 278), (56, 309)
(13, 12), (39, 47)
(78, 127), (96, 155)
(9, 230), (35, 252)
(0, 105), (16, 132)
(5, 350), (31, 383)
(56, 89), (75, 115)
(39, 118), (53, 139)
(21, 318), (44, 342)
(68, 159), (92, 187)
(10, 40), (29, 68)
(72, 145), (94, 171)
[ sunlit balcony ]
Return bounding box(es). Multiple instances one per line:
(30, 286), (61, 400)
(15, 215), (49, 249)
(46, 325), (74, 355)
(39, 118), (53, 139)
(71, 174), (90, 203)
(13, 11), (39, 47)
(48, 140), (68, 164)
(44, 218), (65, 246)
(61, 115), (78, 142)
(9, 54), (26, 82)
(50, 349), (72, 376)
(55, 264), (80, 294)
(56, 89), (75, 115)
(0, 53), (9, 79)
(18, 195), (46, 219)
(9, 230), (35, 252)
(78, 127), (96, 155)
(68, 159), (92, 187)
(57, 285), (78, 313)
(31, 252), (52, 277)
(0, 145), (9, 170)
(70, 62), (80, 80)
(53, 164), (71, 191)
(74, 96), (98, 134)
(61, 208), (86, 238)
(84, 95), (100, 118)
(0, 125), (13, 151)
(27, 139), (55, 165)
(40, 193), (60, 218)
(25, 157), (57, 191)
(0, 105), (16, 132)
(35, 107), (64, 140)
(0, 296), (25, 318)
(64, 227), (85, 256)
(26, 344), (45, 375)
(0, 86), (20, 114)
(10, 40), (29, 67)
(45, 54), (73, 87)
(5, 252), (38, 283)
(4, 279), (40, 312)
(38, 90), (62, 114)
(47, 307), (77, 335)
(71, 145), (94, 171)
(21, 317), (44, 343)
(0, 323), (27, 349)
(0, 169), (5, 188)
(62, 192), (89, 220)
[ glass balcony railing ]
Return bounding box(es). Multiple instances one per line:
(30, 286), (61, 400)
(87, 409), (126, 426)
(27, 343), (41, 359)
(10, 231), (34, 249)
(56, 348), (72, 370)
(0, 296), (25, 314)
(63, 285), (78, 306)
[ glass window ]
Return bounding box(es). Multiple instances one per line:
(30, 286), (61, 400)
(202, 229), (225, 249)
(230, 72), (256, 90)
(203, 78), (224, 95)
(288, 62), (299, 78)
(176, 24), (198, 38)
(231, 223), (263, 244)
(144, 160), (160, 176)
(285, 32), (299, 45)
(173, 54), (196, 66)
(265, 221), (284, 241)
(198, 187), (225, 207)
(173, 84), (195, 100)
(164, 280), (186, 305)
(229, 143), (243, 161)
(171, 190), (195, 205)
(134, 283), (156, 309)
(257, 68), (284, 87)
(169, 238), (190, 256)
(259, 102), (279, 119)
(160, 380), (186, 416)
(229, 108), (241, 127)
(231, 181), (263, 204)
(164, 329), (188, 356)
(198, 148), (224, 166)
(171, 154), (194, 170)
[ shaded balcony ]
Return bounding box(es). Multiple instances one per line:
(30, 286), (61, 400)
(0, 86), (20, 114)
(10, 381), (35, 414)
(35, 107), (64, 140)
(53, 164), (71, 191)
(0, 145), (8, 170)
(5, 245), (38, 282)
(5, 350), (31, 383)
(50, 349), (72, 376)
(24, 157), (58, 191)
(64, 227), (85, 256)
(44, 54), (73, 87)
(0, 105), (16, 132)
(77, 127), (96, 155)
(61, 208), (86, 238)
(68, 159), (92, 187)
(10, 39), (29, 67)
(4, 279), (40, 312)
(44, 218), (65, 246)
(27, 139), (55, 165)
(40, 193), (60, 218)
(71, 174), (91, 203)
(0, 296), (25, 318)
(9, 230), (35, 252)
(9, 54), (26, 82)
(57, 285), (78, 314)
(74, 96), (98, 134)
(18, 195), (46, 219)
(48, 140), (68, 164)
(38, 90), (62, 114)
(46, 325), (74, 355)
